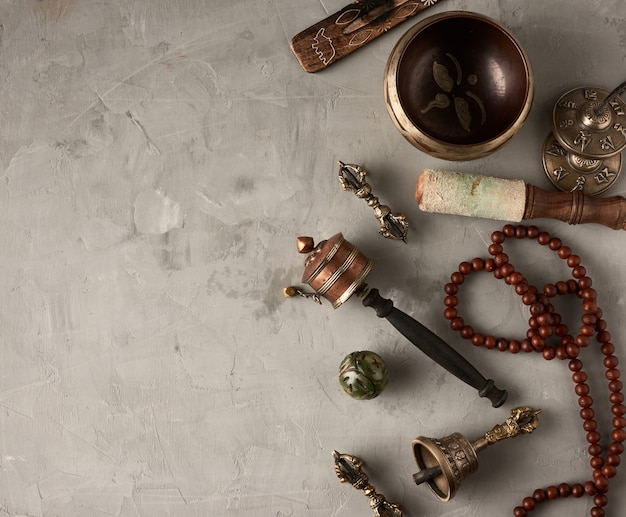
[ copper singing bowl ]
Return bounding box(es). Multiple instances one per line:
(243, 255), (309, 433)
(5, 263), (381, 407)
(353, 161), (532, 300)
(385, 11), (534, 161)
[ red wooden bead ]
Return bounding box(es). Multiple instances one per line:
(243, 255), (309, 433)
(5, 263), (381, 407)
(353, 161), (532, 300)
(583, 419), (597, 432)
(444, 295), (458, 307)
(515, 225), (527, 238)
(558, 245), (571, 258)
(491, 230), (505, 243)
(494, 253), (509, 266)
(567, 254), (581, 267)
(532, 489), (546, 502)
(590, 507), (605, 517)
(471, 257), (485, 271)
(450, 317), (464, 330)
(558, 483), (571, 497)
(606, 369), (621, 381)
(488, 243), (503, 255)
(545, 485), (558, 500)
(503, 224), (515, 237)
(590, 456), (604, 469)
(608, 441), (624, 454)
(604, 356), (619, 369)
(522, 497), (536, 510)
(601, 465), (617, 478)
(587, 431), (601, 444)
(606, 453), (621, 466)
(444, 282), (458, 295)
(611, 429), (626, 442)
(460, 325), (473, 339)
(569, 359), (583, 372)
(593, 494), (608, 507)
(513, 507), (527, 517)
(578, 276), (593, 290)
(610, 392), (624, 404)
(571, 483), (584, 498)
(526, 225), (539, 238)
(579, 395), (593, 408)
(609, 380), (623, 392)
(538, 232), (551, 245)
(444, 308), (457, 320)
(584, 481), (597, 495)
(548, 237), (562, 250)
(459, 261), (472, 275)
(580, 408), (595, 420)
(613, 416), (626, 429)
(575, 384), (590, 396)
(450, 272), (464, 285)
(471, 333), (484, 346)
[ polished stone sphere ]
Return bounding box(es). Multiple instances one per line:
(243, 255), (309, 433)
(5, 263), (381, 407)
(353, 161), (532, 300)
(338, 351), (389, 400)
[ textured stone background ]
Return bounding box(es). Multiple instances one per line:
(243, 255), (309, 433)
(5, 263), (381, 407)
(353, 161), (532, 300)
(0, 1), (625, 516)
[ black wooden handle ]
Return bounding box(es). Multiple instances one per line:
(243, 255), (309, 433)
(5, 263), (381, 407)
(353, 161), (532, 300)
(361, 288), (507, 407)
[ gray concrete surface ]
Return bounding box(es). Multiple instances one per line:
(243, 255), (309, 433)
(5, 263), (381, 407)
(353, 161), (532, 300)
(0, 1), (625, 516)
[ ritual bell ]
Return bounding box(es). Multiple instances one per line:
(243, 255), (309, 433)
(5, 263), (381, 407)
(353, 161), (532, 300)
(412, 406), (541, 501)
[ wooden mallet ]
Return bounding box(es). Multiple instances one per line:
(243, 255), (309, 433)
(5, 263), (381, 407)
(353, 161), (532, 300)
(415, 169), (626, 230)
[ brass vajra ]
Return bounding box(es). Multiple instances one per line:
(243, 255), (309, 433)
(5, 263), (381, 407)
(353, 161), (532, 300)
(332, 450), (403, 517)
(338, 161), (409, 243)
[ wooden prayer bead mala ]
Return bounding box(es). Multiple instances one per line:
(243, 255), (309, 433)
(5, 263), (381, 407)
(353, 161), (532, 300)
(443, 224), (624, 516)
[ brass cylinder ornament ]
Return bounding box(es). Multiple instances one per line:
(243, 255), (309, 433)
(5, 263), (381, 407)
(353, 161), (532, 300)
(412, 406), (541, 502)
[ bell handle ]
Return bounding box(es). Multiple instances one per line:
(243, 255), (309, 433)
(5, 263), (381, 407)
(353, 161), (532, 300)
(360, 288), (507, 407)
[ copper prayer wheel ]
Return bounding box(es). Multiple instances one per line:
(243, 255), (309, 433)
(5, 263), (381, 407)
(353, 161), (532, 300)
(294, 233), (508, 407)
(298, 233), (373, 309)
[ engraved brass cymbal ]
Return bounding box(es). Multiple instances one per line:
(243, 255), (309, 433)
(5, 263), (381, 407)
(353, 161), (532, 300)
(542, 132), (622, 196)
(552, 86), (626, 159)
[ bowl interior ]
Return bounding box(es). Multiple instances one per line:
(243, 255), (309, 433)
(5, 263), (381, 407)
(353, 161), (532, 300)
(396, 15), (530, 146)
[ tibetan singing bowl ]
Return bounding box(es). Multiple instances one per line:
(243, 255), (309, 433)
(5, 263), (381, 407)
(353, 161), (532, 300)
(385, 11), (534, 161)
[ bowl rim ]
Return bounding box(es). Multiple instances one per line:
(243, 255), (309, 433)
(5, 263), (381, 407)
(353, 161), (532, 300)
(384, 10), (534, 161)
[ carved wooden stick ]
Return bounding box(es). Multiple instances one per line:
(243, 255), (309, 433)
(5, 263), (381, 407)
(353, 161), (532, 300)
(416, 169), (626, 230)
(290, 0), (443, 73)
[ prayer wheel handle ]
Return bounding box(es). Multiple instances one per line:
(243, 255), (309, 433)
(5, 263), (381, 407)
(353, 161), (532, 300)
(359, 286), (507, 408)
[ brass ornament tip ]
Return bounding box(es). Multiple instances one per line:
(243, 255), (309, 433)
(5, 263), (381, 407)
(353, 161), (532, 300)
(283, 286), (298, 298)
(296, 236), (315, 254)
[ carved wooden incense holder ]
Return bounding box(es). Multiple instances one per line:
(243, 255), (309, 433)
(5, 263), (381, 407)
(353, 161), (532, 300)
(288, 233), (508, 407)
(290, 0), (443, 73)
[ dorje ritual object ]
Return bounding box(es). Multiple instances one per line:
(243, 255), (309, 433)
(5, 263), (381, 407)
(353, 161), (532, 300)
(338, 350), (389, 400)
(338, 161), (408, 243)
(412, 406), (541, 502)
(385, 11), (533, 161)
(332, 450), (402, 517)
(286, 233), (508, 407)
(543, 85), (626, 195)
(443, 224), (624, 516)
(290, 0), (442, 73)
(416, 169), (626, 230)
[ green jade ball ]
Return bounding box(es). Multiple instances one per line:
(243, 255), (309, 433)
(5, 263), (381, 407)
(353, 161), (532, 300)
(338, 351), (389, 400)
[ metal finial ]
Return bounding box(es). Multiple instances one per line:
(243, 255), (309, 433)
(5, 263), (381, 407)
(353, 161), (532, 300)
(338, 162), (409, 243)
